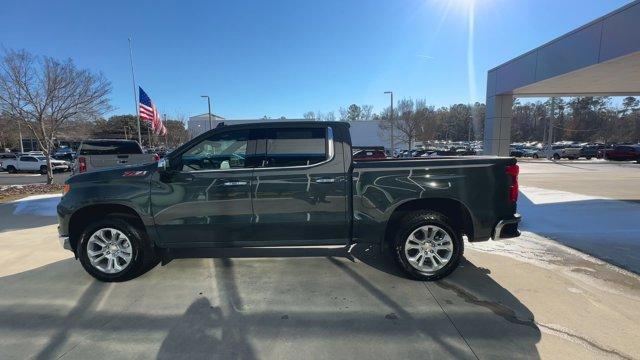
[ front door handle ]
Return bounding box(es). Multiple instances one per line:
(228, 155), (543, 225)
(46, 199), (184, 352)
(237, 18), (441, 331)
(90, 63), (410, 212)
(222, 181), (248, 186)
(315, 178), (335, 183)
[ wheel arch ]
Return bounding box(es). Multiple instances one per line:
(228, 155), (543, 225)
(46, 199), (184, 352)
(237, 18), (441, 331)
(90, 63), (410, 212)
(383, 197), (474, 246)
(68, 204), (146, 253)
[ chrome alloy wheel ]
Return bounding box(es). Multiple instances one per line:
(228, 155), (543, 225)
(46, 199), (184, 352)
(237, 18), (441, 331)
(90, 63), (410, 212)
(404, 225), (454, 273)
(86, 228), (133, 274)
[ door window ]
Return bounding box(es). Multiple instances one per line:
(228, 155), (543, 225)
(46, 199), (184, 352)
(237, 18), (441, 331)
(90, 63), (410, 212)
(20, 156), (37, 162)
(181, 130), (249, 171)
(264, 128), (327, 167)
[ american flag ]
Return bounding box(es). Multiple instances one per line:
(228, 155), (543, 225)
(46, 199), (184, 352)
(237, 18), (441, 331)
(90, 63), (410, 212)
(138, 87), (167, 136)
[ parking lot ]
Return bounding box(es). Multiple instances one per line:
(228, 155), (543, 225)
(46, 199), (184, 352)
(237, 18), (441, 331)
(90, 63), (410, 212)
(0, 159), (638, 359)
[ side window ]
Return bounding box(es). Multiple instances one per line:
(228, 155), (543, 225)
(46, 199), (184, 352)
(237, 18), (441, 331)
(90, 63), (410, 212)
(265, 128), (327, 167)
(181, 130), (249, 171)
(20, 156), (35, 162)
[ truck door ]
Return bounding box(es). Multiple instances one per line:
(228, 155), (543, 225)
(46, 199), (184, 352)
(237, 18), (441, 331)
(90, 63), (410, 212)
(251, 126), (349, 245)
(150, 129), (261, 245)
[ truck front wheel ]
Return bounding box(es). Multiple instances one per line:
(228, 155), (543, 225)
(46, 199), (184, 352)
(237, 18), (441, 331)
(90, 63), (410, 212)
(77, 217), (157, 282)
(393, 211), (463, 281)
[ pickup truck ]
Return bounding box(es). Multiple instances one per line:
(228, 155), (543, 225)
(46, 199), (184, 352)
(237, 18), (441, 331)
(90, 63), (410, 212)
(57, 121), (521, 282)
(1, 154), (70, 174)
(73, 139), (158, 174)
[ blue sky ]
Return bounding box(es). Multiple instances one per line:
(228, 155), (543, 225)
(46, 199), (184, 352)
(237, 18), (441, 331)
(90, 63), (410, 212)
(1, 0), (633, 119)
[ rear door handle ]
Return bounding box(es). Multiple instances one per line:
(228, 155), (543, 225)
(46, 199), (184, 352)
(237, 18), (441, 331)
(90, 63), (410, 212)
(222, 181), (248, 186)
(315, 178), (335, 183)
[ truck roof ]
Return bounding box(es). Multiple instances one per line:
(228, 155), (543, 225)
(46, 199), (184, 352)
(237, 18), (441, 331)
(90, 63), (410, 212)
(212, 121), (350, 131)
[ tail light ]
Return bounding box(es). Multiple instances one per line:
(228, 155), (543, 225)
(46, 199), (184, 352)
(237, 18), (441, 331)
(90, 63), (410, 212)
(153, 154), (160, 162)
(506, 164), (519, 203)
(78, 156), (87, 173)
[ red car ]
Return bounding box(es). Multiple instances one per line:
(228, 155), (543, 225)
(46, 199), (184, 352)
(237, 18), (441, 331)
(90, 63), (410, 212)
(599, 145), (640, 161)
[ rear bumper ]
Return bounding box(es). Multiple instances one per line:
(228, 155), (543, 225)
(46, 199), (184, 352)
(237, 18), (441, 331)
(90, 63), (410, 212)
(492, 213), (521, 240)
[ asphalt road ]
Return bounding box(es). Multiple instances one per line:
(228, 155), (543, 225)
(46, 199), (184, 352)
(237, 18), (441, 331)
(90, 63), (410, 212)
(0, 195), (639, 359)
(0, 170), (70, 185)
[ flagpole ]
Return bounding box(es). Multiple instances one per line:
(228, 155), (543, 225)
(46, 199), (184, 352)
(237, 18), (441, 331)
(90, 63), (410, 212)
(128, 38), (142, 145)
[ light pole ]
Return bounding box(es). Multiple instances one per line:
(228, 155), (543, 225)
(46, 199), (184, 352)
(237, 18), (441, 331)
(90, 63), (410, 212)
(547, 97), (556, 160)
(384, 91), (394, 156)
(201, 95), (212, 130)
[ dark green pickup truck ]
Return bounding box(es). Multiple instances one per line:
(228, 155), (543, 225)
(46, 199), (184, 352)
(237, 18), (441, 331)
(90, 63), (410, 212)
(57, 121), (520, 282)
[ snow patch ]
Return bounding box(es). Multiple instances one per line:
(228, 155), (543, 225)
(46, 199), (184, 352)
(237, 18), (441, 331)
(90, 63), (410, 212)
(12, 194), (61, 217)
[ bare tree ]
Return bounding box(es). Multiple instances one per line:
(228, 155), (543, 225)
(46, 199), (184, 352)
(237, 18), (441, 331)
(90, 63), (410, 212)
(378, 98), (423, 150)
(325, 111), (336, 122)
(360, 104), (373, 121)
(0, 49), (111, 183)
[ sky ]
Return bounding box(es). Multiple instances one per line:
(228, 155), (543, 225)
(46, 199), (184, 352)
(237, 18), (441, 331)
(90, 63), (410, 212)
(0, 0), (634, 120)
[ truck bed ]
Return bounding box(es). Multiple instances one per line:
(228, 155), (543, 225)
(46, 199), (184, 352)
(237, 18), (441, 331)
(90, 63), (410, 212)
(351, 156), (518, 243)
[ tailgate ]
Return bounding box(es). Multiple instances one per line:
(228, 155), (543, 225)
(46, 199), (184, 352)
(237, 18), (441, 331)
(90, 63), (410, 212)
(87, 154), (155, 169)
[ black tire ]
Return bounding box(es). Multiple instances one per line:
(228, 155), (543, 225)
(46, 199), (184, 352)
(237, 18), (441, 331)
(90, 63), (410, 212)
(553, 153), (560, 160)
(77, 216), (158, 282)
(586, 157), (592, 160)
(393, 211), (463, 281)
(39, 165), (47, 174)
(6, 166), (17, 174)
(532, 154), (539, 159)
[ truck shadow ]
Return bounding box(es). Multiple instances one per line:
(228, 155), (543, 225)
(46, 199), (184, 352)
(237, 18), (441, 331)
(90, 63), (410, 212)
(0, 246), (541, 359)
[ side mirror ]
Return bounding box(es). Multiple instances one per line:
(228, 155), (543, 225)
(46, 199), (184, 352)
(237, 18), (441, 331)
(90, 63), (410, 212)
(158, 157), (169, 170)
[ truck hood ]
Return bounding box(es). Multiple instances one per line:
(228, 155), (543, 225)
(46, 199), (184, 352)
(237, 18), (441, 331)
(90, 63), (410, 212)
(66, 163), (158, 184)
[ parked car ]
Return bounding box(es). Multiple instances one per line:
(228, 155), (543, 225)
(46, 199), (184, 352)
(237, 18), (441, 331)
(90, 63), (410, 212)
(579, 144), (604, 159)
(57, 121), (521, 282)
(560, 146), (581, 160)
(53, 147), (76, 162)
(509, 148), (524, 157)
(521, 148), (537, 157)
(74, 139), (159, 174)
(0, 153), (18, 171)
(600, 145), (640, 161)
(1, 155), (70, 174)
(533, 145), (565, 159)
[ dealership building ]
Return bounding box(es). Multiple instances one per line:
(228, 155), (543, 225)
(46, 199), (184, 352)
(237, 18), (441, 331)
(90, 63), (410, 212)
(484, 0), (640, 155)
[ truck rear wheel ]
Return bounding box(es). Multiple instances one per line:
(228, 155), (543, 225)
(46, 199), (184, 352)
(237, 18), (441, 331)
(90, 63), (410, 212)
(393, 211), (463, 281)
(39, 165), (47, 174)
(77, 217), (157, 282)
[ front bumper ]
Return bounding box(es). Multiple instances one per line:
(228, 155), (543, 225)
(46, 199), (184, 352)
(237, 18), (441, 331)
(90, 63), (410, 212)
(492, 213), (522, 240)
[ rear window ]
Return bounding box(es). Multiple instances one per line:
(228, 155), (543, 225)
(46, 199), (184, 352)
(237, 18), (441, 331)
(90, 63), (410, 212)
(79, 141), (142, 155)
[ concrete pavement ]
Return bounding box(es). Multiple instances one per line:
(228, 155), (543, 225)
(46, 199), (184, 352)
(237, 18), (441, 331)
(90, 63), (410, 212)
(0, 195), (639, 359)
(518, 159), (640, 201)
